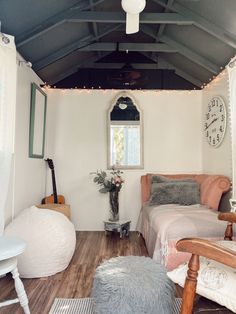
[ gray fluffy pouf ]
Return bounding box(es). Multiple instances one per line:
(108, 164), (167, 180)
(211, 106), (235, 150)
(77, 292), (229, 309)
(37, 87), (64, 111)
(91, 256), (174, 314)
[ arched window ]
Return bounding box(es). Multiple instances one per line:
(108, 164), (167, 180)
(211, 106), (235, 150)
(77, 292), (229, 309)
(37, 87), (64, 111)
(108, 93), (143, 169)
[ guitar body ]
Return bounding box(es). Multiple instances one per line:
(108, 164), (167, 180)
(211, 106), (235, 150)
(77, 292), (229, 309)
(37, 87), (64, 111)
(41, 194), (65, 204)
(42, 158), (66, 205)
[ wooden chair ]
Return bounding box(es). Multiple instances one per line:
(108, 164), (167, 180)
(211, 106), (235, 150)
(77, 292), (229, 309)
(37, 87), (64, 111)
(177, 212), (236, 314)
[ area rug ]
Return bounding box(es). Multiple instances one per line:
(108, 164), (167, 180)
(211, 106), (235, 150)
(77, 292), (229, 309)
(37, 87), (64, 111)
(49, 297), (182, 314)
(49, 298), (95, 314)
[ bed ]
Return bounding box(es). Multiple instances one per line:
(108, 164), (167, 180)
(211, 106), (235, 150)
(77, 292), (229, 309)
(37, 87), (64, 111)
(136, 173), (231, 271)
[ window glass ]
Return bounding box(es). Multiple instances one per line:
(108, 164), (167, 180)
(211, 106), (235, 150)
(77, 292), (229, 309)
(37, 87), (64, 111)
(111, 123), (140, 166)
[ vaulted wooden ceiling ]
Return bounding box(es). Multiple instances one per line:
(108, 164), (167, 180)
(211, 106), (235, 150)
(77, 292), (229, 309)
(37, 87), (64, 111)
(1, 0), (235, 89)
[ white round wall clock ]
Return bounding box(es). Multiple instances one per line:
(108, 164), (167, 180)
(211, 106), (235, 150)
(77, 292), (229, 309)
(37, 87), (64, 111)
(204, 96), (227, 147)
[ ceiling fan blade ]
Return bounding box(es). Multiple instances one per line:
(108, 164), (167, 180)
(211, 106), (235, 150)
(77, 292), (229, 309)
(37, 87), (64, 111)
(126, 13), (139, 34)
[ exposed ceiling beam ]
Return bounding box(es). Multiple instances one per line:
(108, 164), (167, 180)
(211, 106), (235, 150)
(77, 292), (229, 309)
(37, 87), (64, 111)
(165, 62), (203, 87)
(67, 12), (194, 24)
(152, 0), (236, 49)
(33, 25), (121, 71)
(78, 42), (177, 52)
(81, 63), (153, 69)
(156, 0), (175, 40)
(48, 52), (111, 85)
(16, 0), (106, 48)
(140, 52), (203, 87)
(160, 35), (220, 74)
(151, 0), (175, 60)
(141, 25), (220, 74)
(140, 52), (159, 64)
(89, 0), (99, 39)
(89, 0), (101, 58)
(174, 67), (202, 88)
(79, 62), (173, 70)
(80, 53), (174, 70)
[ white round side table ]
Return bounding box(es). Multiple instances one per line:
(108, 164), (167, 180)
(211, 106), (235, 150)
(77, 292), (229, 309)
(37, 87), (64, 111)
(0, 236), (30, 314)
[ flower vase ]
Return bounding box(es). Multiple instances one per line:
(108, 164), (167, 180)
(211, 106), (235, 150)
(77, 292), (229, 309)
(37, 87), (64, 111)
(109, 190), (119, 221)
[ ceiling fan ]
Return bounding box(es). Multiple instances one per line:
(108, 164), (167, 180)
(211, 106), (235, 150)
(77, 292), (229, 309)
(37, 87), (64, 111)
(121, 0), (146, 34)
(107, 63), (148, 87)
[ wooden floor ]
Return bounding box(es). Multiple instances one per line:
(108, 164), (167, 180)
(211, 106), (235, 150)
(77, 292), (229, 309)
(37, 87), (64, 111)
(0, 231), (149, 314)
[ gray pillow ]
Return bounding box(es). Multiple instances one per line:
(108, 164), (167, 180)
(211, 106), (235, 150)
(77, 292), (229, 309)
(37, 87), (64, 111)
(151, 175), (194, 183)
(149, 181), (200, 206)
(151, 175), (171, 183)
(151, 176), (195, 194)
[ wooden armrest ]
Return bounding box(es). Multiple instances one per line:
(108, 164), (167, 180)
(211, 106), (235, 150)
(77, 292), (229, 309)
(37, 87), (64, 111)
(176, 238), (236, 269)
(177, 238), (236, 314)
(218, 212), (236, 223)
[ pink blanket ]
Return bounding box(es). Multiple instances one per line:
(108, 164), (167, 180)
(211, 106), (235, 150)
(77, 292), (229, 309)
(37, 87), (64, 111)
(137, 204), (228, 270)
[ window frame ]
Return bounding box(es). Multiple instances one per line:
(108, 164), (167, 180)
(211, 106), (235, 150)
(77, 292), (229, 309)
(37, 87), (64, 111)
(107, 92), (144, 170)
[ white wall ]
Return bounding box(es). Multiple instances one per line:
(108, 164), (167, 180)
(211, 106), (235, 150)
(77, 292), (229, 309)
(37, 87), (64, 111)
(6, 60), (233, 231)
(202, 71), (232, 178)
(5, 61), (46, 225)
(47, 90), (202, 230)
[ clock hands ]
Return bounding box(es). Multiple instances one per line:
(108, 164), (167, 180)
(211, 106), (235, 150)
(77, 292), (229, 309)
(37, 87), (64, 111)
(205, 117), (218, 130)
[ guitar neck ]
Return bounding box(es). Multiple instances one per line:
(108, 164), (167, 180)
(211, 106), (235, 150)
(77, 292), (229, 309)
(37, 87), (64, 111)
(51, 169), (58, 203)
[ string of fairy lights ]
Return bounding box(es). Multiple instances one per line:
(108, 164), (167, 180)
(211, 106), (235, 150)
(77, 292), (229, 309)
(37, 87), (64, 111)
(41, 59), (232, 94)
(42, 86), (200, 94)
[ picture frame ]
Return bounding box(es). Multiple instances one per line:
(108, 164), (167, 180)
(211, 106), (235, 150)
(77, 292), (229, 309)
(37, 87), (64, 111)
(29, 82), (47, 158)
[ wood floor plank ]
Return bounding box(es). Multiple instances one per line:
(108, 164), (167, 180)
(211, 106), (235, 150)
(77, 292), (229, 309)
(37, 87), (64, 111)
(0, 231), (148, 314)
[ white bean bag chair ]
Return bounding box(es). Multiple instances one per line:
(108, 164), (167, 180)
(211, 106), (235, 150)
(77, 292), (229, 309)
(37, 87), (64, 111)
(4, 206), (76, 278)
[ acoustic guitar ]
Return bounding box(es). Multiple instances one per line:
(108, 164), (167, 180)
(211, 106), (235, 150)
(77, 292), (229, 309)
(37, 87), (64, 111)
(41, 158), (65, 204)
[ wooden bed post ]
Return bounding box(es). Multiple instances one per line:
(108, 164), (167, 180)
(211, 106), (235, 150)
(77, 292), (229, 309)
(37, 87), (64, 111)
(181, 254), (200, 314)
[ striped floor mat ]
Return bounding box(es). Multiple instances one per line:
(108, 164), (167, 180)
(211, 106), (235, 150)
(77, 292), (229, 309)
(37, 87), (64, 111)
(49, 298), (94, 314)
(49, 297), (182, 314)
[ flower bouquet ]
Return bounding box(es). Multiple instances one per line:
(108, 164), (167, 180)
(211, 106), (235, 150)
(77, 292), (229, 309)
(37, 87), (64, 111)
(91, 168), (124, 221)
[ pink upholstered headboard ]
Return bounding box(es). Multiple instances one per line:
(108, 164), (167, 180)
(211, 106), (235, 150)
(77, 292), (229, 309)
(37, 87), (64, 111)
(141, 174), (231, 210)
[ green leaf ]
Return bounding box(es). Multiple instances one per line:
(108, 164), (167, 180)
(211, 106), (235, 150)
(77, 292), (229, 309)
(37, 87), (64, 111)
(99, 187), (109, 193)
(101, 171), (106, 178)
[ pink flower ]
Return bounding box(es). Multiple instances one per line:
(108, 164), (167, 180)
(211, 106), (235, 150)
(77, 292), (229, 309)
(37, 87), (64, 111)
(114, 177), (123, 183)
(92, 169), (124, 193)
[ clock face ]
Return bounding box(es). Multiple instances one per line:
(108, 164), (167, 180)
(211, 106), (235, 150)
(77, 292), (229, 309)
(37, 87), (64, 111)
(204, 96), (227, 147)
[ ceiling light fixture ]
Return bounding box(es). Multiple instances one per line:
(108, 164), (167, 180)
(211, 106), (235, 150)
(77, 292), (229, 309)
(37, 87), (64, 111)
(119, 102), (128, 110)
(121, 0), (146, 34)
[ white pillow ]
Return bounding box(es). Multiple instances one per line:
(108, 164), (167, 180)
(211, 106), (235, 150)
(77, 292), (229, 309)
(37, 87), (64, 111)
(167, 240), (236, 313)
